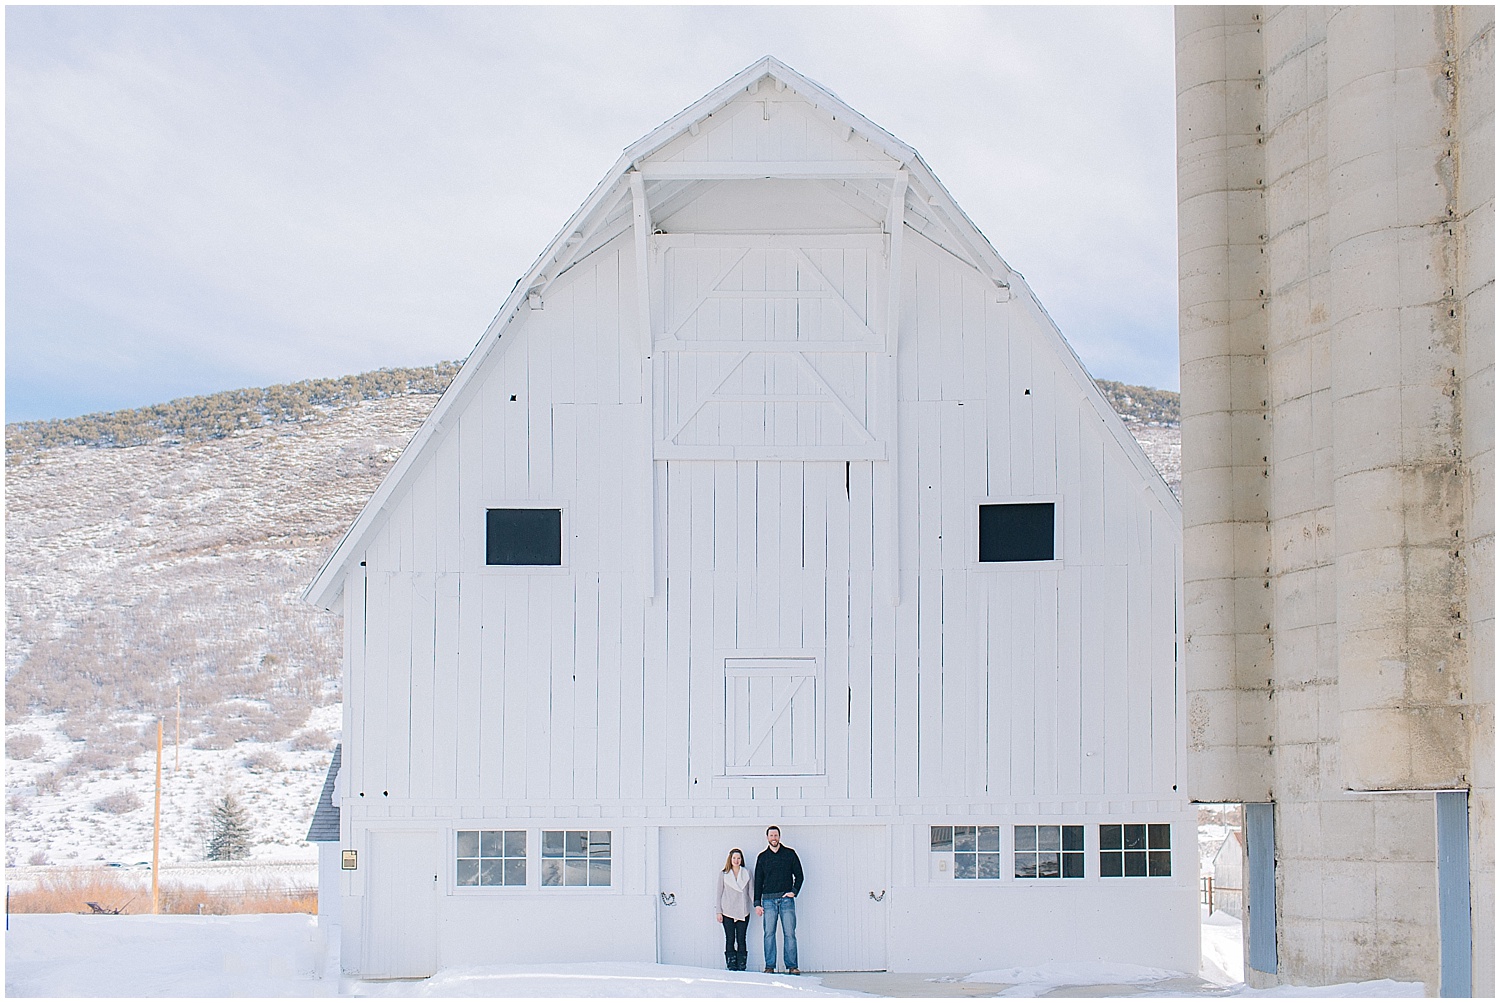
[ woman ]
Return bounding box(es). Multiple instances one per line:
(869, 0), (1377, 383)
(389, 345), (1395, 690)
(714, 848), (753, 971)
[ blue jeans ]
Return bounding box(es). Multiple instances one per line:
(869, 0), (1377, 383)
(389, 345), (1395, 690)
(761, 895), (797, 970)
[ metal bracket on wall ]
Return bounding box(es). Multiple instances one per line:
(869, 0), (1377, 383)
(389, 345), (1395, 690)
(659, 892), (676, 906)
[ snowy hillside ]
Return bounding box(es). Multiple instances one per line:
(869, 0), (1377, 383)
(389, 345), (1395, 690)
(5, 395), (433, 866)
(5, 371), (1178, 868)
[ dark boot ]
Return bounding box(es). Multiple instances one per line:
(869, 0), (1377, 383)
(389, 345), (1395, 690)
(738, 951), (749, 970)
(726, 951), (736, 971)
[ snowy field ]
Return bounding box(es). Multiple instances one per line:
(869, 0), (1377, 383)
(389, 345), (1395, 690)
(4, 911), (1425, 998)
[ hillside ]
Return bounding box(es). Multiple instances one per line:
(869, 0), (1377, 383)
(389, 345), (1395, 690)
(4, 363), (462, 458)
(4, 365), (1178, 867)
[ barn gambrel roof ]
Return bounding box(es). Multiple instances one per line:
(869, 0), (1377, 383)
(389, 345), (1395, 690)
(306, 55), (1179, 610)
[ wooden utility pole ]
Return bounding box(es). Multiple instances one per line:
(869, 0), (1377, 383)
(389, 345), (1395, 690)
(152, 719), (162, 914)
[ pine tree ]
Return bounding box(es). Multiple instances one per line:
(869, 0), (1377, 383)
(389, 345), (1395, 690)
(205, 792), (253, 861)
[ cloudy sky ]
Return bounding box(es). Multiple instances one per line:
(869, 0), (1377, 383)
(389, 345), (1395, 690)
(5, 5), (1177, 424)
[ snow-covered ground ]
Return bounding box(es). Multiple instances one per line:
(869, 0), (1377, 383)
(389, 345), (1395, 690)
(1200, 907), (1245, 986)
(3, 912), (1425, 998)
(2, 915), (855, 998)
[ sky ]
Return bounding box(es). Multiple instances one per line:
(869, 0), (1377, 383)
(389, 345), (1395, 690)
(5, 5), (1179, 424)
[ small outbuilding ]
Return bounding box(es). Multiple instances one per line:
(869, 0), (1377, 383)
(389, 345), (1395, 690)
(306, 56), (1193, 978)
(1209, 829), (1245, 920)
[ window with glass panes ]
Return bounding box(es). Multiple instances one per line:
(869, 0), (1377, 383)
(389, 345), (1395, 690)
(1099, 823), (1172, 877)
(541, 830), (611, 886)
(930, 825), (1001, 879)
(1014, 825), (1085, 878)
(456, 830), (526, 886)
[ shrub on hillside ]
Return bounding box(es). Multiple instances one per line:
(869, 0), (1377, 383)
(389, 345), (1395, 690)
(94, 791), (143, 814)
(61, 748), (116, 776)
(243, 749), (283, 773)
(288, 728), (332, 752)
(6, 733), (44, 760)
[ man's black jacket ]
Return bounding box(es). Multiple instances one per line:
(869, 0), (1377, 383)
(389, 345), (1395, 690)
(754, 845), (804, 904)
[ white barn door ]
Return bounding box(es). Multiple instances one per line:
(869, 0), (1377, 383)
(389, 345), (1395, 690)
(657, 825), (888, 972)
(791, 826), (888, 972)
(361, 830), (441, 978)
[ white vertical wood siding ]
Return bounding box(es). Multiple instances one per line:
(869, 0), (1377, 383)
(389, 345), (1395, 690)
(345, 214), (1180, 811)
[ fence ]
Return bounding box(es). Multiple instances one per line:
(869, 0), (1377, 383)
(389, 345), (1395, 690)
(1201, 875), (1244, 919)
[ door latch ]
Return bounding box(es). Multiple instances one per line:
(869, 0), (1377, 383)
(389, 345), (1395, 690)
(660, 892), (676, 906)
(868, 889), (886, 902)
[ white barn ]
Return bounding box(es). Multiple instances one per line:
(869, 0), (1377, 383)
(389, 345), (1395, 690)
(306, 57), (1194, 978)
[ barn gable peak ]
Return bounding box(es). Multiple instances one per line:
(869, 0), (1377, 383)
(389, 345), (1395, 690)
(304, 57), (1177, 611)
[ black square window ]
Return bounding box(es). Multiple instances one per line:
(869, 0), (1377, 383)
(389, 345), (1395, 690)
(979, 503), (1055, 562)
(1100, 821), (1171, 878)
(486, 508), (562, 566)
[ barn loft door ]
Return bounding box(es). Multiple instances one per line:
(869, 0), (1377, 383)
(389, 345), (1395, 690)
(724, 657), (821, 777)
(654, 234), (890, 461)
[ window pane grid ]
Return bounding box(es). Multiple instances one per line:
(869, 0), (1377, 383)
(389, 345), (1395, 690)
(542, 829), (611, 886)
(1100, 822), (1171, 878)
(931, 825), (1002, 880)
(456, 830), (526, 887)
(1014, 825), (1084, 879)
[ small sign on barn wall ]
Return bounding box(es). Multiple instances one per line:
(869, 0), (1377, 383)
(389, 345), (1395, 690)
(342, 849), (358, 870)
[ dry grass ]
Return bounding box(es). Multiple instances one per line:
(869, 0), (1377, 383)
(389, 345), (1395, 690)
(7, 869), (316, 915)
(160, 882), (318, 915)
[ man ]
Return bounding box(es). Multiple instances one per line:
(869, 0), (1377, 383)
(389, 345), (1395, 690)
(753, 825), (804, 974)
